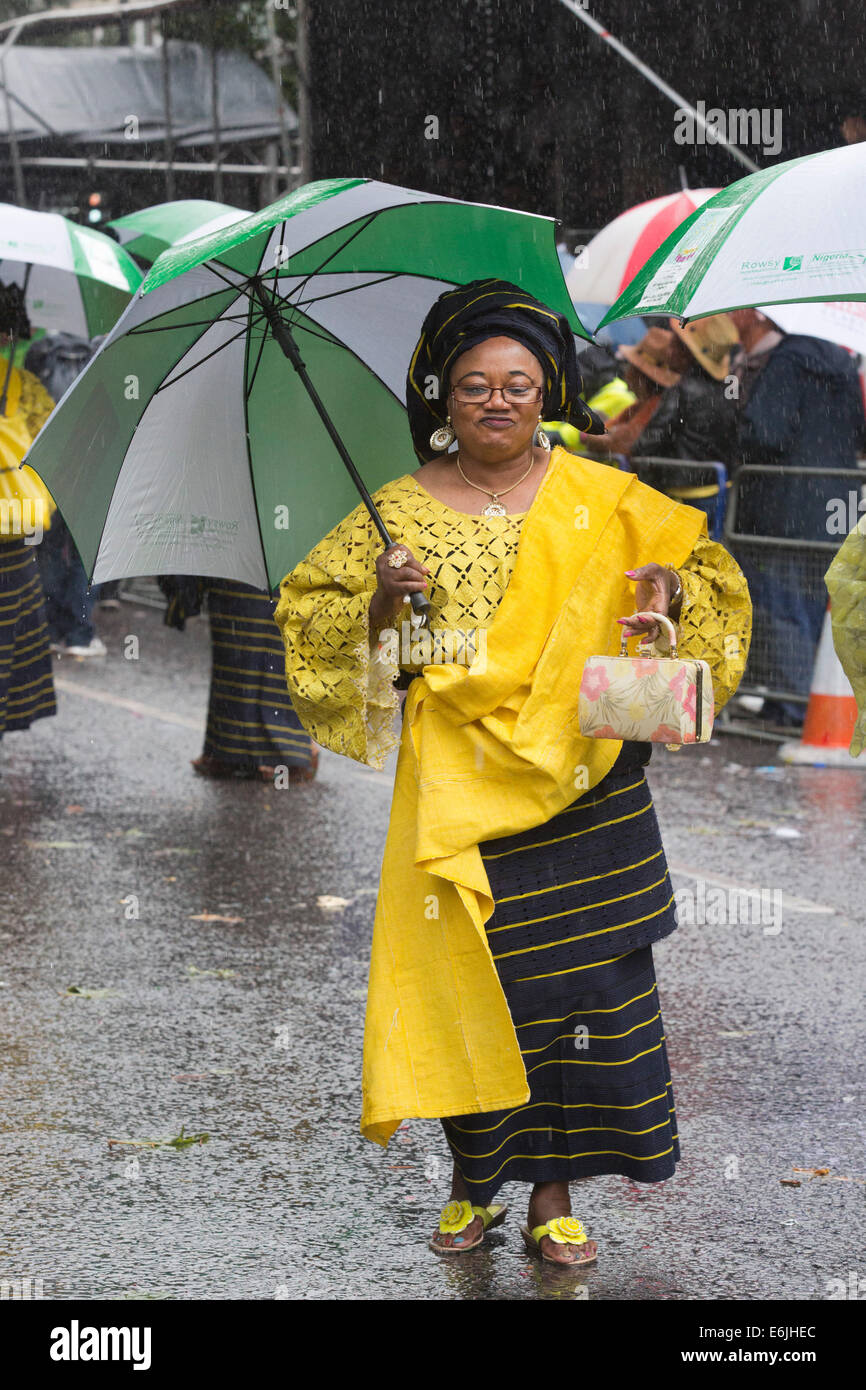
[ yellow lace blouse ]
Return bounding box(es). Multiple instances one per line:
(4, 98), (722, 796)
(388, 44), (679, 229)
(275, 473), (751, 769)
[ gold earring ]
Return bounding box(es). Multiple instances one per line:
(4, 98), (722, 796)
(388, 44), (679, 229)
(430, 414), (455, 451)
(536, 415), (551, 450)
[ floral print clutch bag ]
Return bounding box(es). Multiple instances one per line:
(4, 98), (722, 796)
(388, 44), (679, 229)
(579, 611), (714, 748)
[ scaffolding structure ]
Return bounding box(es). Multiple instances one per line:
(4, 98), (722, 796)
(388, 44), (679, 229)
(0, 0), (307, 212)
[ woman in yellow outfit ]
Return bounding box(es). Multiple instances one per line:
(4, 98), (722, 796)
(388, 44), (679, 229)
(275, 281), (751, 1265)
(0, 291), (57, 744)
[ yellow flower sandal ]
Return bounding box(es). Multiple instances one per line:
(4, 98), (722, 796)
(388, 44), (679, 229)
(429, 1198), (508, 1255)
(520, 1216), (598, 1266)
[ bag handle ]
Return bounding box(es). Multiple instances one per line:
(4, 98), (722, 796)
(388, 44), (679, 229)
(619, 610), (678, 658)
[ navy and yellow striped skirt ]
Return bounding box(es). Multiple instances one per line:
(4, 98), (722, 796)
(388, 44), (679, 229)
(204, 581), (314, 769)
(442, 761), (680, 1206)
(0, 537), (56, 739)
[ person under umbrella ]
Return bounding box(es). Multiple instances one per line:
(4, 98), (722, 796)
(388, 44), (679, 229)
(25, 333), (110, 657)
(581, 326), (682, 459)
(159, 573), (318, 784)
(0, 286), (57, 745)
(729, 307), (866, 727)
(275, 279), (752, 1264)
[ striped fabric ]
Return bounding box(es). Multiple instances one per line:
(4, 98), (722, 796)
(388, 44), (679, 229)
(0, 538), (56, 738)
(203, 581), (314, 769)
(441, 761), (680, 1205)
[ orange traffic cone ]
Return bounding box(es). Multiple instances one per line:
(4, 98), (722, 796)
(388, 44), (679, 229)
(780, 604), (864, 767)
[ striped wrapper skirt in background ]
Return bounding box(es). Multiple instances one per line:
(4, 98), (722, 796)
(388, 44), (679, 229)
(0, 537), (56, 739)
(441, 757), (681, 1207)
(204, 581), (315, 771)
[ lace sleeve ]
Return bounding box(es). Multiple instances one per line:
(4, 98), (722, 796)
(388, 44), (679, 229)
(826, 519), (866, 757)
(273, 504), (400, 770)
(677, 537), (752, 712)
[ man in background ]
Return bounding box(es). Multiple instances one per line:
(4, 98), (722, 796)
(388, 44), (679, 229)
(729, 307), (866, 725)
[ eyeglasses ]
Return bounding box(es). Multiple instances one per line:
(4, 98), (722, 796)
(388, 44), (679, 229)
(450, 384), (544, 404)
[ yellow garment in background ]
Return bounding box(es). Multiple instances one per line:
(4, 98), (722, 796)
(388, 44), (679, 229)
(16, 367), (56, 439)
(277, 448), (751, 1146)
(0, 365), (56, 539)
(544, 376), (638, 454)
(826, 516), (866, 756)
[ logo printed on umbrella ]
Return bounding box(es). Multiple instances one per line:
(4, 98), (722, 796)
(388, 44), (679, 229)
(782, 255), (803, 272)
(133, 512), (239, 544)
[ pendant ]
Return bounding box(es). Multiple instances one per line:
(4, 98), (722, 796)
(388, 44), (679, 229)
(482, 499), (507, 517)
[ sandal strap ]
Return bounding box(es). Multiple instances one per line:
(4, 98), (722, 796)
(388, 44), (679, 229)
(532, 1217), (588, 1246)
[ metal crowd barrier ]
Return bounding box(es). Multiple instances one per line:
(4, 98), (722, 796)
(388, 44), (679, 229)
(629, 456), (728, 540)
(719, 462), (866, 735)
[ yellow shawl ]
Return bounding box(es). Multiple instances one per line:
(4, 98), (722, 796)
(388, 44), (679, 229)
(361, 449), (706, 1145)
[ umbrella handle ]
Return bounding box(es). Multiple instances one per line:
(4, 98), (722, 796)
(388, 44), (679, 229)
(378, 537), (434, 625)
(408, 589), (434, 623)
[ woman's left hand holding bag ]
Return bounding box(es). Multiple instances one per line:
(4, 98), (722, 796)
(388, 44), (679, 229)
(618, 563), (683, 643)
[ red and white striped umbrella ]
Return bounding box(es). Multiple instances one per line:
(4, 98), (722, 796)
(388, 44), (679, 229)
(567, 189), (720, 306)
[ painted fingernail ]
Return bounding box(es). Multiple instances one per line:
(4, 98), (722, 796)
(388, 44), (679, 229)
(625, 570), (637, 577)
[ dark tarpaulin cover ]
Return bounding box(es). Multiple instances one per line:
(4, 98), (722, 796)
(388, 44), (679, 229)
(0, 40), (297, 146)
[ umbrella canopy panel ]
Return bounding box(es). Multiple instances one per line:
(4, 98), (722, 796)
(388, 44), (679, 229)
(107, 201), (251, 266)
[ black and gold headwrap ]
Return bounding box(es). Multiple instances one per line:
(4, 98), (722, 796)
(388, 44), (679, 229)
(406, 278), (606, 463)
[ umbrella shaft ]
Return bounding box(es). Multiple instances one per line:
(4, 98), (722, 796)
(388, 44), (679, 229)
(252, 280), (390, 546)
(251, 279), (432, 624)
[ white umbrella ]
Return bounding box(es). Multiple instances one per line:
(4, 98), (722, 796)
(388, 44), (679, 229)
(0, 202), (142, 337)
(599, 144), (866, 329)
(759, 300), (866, 358)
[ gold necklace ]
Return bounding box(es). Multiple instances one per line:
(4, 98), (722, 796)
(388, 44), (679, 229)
(456, 453), (535, 516)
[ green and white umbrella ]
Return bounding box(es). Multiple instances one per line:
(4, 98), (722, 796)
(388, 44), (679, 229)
(0, 202), (143, 337)
(23, 177), (590, 598)
(107, 200), (250, 266)
(598, 143), (866, 329)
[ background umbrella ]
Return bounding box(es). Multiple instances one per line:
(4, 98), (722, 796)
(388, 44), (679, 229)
(757, 299), (866, 358)
(598, 144), (866, 329)
(571, 300), (648, 350)
(566, 188), (720, 308)
(22, 177), (591, 616)
(107, 200), (251, 267)
(0, 203), (142, 339)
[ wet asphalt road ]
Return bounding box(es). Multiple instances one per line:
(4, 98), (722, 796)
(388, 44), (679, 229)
(1, 598), (864, 1302)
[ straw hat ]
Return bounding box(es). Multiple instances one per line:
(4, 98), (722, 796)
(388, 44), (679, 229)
(669, 313), (739, 381)
(617, 327), (681, 389)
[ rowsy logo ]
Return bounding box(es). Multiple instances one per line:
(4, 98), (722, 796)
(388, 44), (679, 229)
(133, 511), (239, 543)
(50, 1320), (151, 1370)
(741, 250), (866, 275)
